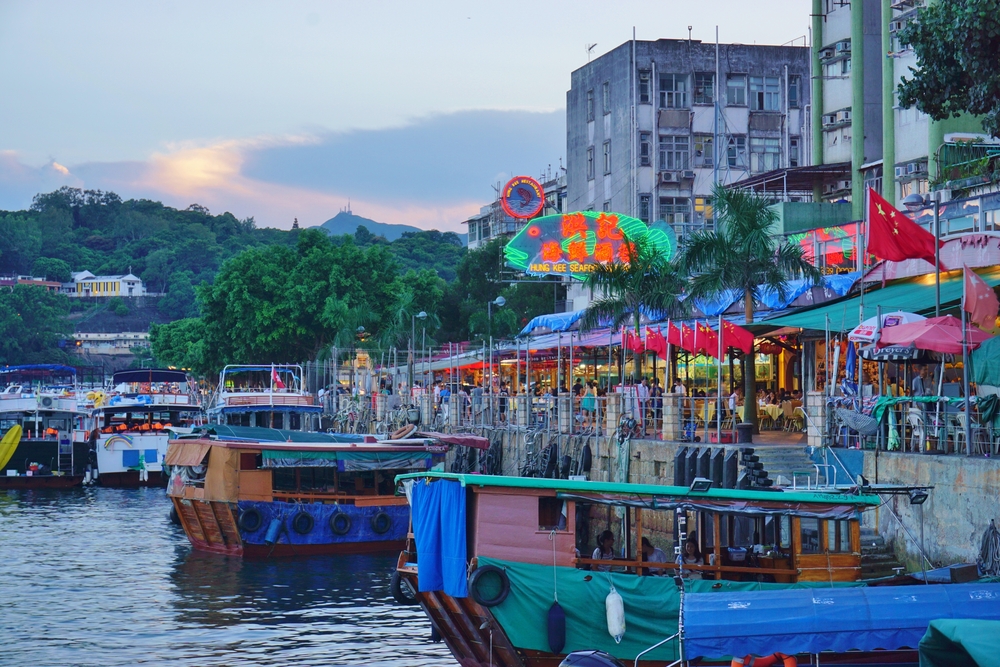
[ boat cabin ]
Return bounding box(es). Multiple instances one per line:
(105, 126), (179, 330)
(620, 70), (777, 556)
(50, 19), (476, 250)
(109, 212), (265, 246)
(208, 365), (321, 432)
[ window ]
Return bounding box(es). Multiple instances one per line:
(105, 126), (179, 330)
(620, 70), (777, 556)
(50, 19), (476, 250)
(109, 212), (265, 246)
(694, 196), (713, 223)
(602, 81), (610, 114)
(800, 517), (821, 554)
(726, 135), (747, 168)
(750, 137), (781, 173)
(603, 140), (611, 174)
(639, 132), (652, 166)
(587, 89), (594, 121)
(694, 72), (714, 105)
(587, 146), (595, 179)
(639, 194), (651, 222)
(602, 201), (611, 212)
(842, 58), (852, 75)
(726, 75), (746, 106)
(539, 497), (567, 531)
(749, 76), (781, 111)
(638, 70), (651, 104)
(659, 73), (688, 108)
(789, 137), (800, 168)
(658, 197), (691, 224)
(789, 76), (801, 108)
(693, 134), (713, 167)
(827, 520), (851, 553)
(659, 135), (690, 170)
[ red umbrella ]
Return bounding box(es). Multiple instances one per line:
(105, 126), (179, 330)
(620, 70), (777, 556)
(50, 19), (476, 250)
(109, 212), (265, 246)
(876, 315), (993, 354)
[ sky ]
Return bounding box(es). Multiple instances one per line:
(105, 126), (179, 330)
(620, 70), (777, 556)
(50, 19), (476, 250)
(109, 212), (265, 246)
(0, 1), (809, 232)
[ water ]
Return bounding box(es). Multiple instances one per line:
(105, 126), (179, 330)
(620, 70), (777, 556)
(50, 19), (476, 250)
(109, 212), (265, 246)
(0, 487), (453, 667)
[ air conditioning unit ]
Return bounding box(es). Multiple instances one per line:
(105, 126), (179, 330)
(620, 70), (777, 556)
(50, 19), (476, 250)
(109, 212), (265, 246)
(889, 20), (905, 32)
(913, 162), (928, 174)
(839, 180), (853, 191)
(836, 40), (851, 54)
(819, 47), (835, 60)
(906, 162), (917, 174)
(823, 183), (837, 195)
(682, 170), (696, 179)
(660, 171), (680, 183)
(822, 114), (837, 126)
(894, 166), (906, 178)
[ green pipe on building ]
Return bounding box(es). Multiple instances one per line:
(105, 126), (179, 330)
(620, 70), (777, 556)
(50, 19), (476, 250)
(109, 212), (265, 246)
(882, 0), (895, 205)
(851, 0), (865, 220)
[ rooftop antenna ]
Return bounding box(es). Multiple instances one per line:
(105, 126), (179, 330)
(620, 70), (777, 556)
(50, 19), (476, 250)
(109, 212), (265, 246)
(586, 43), (597, 62)
(688, 26), (693, 44)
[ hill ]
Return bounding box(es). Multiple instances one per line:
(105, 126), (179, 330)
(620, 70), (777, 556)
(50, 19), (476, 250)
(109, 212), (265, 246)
(318, 210), (422, 241)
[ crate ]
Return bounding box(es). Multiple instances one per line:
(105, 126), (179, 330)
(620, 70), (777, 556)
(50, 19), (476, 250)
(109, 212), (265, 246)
(710, 431), (736, 444)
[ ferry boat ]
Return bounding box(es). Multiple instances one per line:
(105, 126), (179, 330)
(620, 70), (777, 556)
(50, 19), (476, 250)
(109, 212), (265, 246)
(207, 364), (322, 432)
(392, 472), (885, 667)
(94, 368), (204, 487)
(165, 431), (486, 558)
(0, 364), (97, 489)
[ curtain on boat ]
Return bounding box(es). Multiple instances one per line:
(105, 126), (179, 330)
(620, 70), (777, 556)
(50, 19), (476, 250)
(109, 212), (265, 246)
(411, 479), (468, 598)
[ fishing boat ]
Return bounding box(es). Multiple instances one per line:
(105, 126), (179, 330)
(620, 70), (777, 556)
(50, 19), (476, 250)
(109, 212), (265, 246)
(207, 364), (322, 432)
(93, 368), (204, 487)
(165, 430), (487, 558)
(392, 472), (889, 667)
(0, 364), (97, 489)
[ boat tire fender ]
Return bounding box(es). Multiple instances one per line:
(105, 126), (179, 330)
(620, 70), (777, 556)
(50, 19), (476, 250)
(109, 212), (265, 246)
(543, 445), (558, 478)
(371, 511), (392, 534)
(390, 571), (419, 606)
(330, 512), (352, 536)
(580, 444), (593, 473)
(168, 505), (181, 526)
(468, 565), (510, 607)
(291, 511), (315, 535)
(239, 507), (264, 533)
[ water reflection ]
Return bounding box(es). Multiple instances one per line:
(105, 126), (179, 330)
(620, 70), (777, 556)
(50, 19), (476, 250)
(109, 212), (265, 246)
(0, 487), (451, 666)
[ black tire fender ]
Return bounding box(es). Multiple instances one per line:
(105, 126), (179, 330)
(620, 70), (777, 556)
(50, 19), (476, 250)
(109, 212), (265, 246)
(468, 564), (511, 607)
(390, 570), (419, 606)
(371, 511), (392, 535)
(239, 507), (263, 533)
(543, 445), (558, 478)
(580, 444), (593, 473)
(291, 510), (315, 535)
(330, 511), (352, 536)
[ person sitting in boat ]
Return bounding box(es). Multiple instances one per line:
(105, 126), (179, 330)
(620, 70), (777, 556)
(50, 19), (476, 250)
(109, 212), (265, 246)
(676, 540), (703, 579)
(592, 530), (616, 571)
(641, 537), (668, 575)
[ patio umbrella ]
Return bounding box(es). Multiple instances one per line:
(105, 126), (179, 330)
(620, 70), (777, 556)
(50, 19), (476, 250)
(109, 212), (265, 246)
(849, 311), (925, 344)
(876, 315), (993, 354)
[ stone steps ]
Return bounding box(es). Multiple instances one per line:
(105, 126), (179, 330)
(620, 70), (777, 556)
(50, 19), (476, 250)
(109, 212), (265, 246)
(859, 528), (906, 579)
(753, 447), (828, 489)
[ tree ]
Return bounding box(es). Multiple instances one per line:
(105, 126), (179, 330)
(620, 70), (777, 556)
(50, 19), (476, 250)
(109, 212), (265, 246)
(897, 0), (1000, 136)
(0, 285), (71, 364)
(149, 318), (209, 375)
(31, 257), (72, 282)
(682, 185), (822, 431)
(578, 236), (688, 383)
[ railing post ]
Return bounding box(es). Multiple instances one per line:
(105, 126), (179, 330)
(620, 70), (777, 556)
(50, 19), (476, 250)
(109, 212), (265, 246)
(606, 393), (623, 435)
(661, 394), (680, 441)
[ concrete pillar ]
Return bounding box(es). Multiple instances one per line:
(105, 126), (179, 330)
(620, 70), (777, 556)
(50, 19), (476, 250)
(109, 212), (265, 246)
(516, 395), (530, 427)
(851, 0), (866, 221)
(881, 0), (896, 205)
(420, 394), (434, 427)
(448, 396), (461, 428)
(661, 394), (681, 441)
(375, 394), (387, 421)
(605, 393), (623, 435)
(806, 390), (826, 449)
(811, 0), (825, 169)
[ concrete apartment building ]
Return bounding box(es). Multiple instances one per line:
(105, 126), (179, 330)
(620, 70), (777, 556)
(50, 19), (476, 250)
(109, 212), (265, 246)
(565, 38), (811, 241)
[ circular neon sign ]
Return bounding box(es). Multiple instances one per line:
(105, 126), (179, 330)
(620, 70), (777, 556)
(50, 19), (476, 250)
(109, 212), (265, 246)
(500, 176), (544, 219)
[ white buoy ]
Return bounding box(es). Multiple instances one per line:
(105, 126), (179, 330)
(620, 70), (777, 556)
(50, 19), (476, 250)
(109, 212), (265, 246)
(606, 585), (625, 643)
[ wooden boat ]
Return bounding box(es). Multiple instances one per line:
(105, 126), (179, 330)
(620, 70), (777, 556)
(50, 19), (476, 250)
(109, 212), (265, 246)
(165, 432), (486, 558)
(392, 472), (882, 667)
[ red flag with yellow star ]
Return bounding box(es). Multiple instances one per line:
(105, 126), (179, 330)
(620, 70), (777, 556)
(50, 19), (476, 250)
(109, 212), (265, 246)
(866, 187), (945, 269)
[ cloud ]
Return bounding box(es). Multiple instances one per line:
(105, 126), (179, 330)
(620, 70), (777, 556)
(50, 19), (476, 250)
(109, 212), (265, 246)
(0, 109), (565, 231)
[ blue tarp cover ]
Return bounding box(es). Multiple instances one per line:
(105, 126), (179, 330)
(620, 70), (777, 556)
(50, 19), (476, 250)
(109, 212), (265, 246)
(411, 479), (468, 598)
(519, 309), (585, 336)
(683, 582), (1000, 659)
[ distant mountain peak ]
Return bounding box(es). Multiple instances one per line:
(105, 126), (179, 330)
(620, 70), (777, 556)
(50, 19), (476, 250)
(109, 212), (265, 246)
(315, 210), (422, 241)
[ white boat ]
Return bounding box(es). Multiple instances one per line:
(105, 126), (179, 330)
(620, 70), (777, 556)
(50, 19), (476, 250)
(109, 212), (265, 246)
(94, 368), (204, 487)
(207, 364), (322, 432)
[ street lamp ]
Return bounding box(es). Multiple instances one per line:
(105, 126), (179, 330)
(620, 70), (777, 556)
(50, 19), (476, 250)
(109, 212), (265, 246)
(902, 192), (941, 317)
(486, 296), (506, 402)
(409, 311), (427, 398)
(353, 326), (366, 395)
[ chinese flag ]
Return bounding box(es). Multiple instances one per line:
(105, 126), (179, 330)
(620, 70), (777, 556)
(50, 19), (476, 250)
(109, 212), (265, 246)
(720, 318), (754, 354)
(681, 324), (696, 354)
(964, 265), (999, 331)
(645, 327), (668, 360)
(666, 321), (682, 347)
(624, 329), (645, 353)
(867, 187), (945, 269)
(696, 322), (719, 358)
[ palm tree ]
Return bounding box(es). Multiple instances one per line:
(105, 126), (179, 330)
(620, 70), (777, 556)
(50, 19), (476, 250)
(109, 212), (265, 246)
(682, 185), (823, 431)
(579, 236), (688, 380)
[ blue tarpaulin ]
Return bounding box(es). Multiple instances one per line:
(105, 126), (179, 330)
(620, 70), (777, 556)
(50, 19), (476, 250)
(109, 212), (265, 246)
(682, 582), (1000, 659)
(519, 310), (585, 336)
(411, 479), (468, 598)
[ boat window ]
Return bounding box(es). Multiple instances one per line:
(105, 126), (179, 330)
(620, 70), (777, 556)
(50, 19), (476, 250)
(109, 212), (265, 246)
(800, 517), (821, 554)
(289, 413), (301, 430)
(273, 468), (297, 491)
(239, 452), (261, 470)
(299, 467), (337, 491)
(46, 419), (69, 431)
(539, 497), (567, 531)
(780, 516), (791, 549)
(827, 520), (851, 553)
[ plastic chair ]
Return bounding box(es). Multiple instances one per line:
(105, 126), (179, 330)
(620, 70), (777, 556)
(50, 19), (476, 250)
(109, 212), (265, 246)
(781, 402), (800, 432)
(955, 412), (991, 455)
(906, 408), (925, 453)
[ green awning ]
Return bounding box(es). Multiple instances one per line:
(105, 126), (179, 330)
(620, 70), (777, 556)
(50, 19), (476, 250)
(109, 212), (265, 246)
(762, 268), (1000, 333)
(918, 619), (1000, 667)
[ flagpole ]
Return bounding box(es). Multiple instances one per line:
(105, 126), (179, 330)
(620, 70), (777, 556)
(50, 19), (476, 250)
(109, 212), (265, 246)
(716, 315), (723, 446)
(962, 268), (972, 456)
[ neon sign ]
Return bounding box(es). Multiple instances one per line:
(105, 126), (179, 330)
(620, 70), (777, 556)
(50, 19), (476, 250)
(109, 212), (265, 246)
(504, 211), (676, 279)
(500, 176), (545, 219)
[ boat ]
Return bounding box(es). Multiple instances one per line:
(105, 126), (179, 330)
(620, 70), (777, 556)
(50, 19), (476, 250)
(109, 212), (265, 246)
(392, 472), (889, 667)
(207, 364), (322, 432)
(93, 368), (204, 487)
(165, 431), (487, 558)
(0, 364), (97, 489)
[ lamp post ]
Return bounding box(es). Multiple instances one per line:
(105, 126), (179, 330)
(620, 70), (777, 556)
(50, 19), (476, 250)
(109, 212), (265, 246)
(487, 296), (506, 397)
(353, 326), (366, 396)
(409, 311), (427, 398)
(902, 192), (941, 317)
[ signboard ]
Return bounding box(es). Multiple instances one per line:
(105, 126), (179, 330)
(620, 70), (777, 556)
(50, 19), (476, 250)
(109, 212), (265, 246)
(500, 176), (545, 219)
(503, 211), (676, 280)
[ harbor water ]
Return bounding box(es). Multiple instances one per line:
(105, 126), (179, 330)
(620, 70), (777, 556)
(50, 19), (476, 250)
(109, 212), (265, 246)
(0, 487), (453, 667)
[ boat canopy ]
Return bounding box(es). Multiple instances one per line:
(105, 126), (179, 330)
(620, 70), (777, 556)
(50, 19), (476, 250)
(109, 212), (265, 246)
(682, 583), (1000, 659)
(113, 369), (190, 384)
(0, 364), (77, 378)
(918, 619), (1000, 667)
(393, 472), (880, 508)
